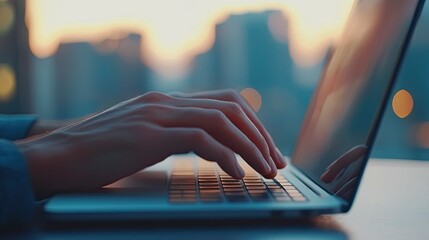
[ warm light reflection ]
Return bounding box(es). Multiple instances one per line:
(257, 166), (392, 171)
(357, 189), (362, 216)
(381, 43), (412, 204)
(392, 89), (414, 118)
(417, 122), (429, 148)
(0, 64), (16, 101)
(240, 87), (262, 112)
(26, 0), (354, 78)
(0, 1), (15, 35)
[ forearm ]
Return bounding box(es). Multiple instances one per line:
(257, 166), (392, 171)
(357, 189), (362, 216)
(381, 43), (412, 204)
(17, 129), (142, 200)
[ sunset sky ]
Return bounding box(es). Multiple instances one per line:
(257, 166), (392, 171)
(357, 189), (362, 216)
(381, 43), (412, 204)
(26, 0), (355, 77)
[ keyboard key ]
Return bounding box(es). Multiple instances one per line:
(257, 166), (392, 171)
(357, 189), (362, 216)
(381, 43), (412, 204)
(223, 188), (244, 192)
(200, 189), (221, 194)
(269, 188), (285, 193)
(246, 185), (266, 190)
(222, 184), (242, 188)
(221, 179), (241, 183)
(224, 191), (246, 195)
(270, 192), (287, 198)
(286, 189), (300, 194)
(243, 179), (262, 182)
(248, 189), (267, 194)
(199, 186), (220, 189)
(275, 196), (292, 202)
(168, 159), (306, 204)
(182, 190), (196, 194)
(170, 185), (195, 190)
(244, 182), (264, 186)
(199, 183), (220, 186)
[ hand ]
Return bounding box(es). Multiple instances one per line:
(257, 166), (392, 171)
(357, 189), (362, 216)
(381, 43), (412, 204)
(18, 90), (286, 199)
(320, 145), (367, 200)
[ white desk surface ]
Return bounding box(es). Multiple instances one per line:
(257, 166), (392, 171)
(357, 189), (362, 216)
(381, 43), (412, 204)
(332, 159), (429, 239)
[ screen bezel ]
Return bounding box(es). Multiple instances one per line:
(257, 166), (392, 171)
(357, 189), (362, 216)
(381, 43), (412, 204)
(290, 0), (426, 211)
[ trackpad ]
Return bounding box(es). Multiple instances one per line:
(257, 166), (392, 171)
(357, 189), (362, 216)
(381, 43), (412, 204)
(104, 171), (168, 192)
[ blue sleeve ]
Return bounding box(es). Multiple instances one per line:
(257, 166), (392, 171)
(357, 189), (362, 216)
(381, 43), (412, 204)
(0, 114), (37, 141)
(0, 139), (35, 225)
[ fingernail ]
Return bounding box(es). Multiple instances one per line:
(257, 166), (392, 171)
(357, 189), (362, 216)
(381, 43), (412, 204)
(237, 166), (245, 178)
(276, 148), (287, 166)
(269, 157), (278, 177)
(262, 159), (272, 174)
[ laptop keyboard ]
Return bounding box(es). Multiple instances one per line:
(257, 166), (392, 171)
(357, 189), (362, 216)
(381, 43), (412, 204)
(168, 159), (307, 204)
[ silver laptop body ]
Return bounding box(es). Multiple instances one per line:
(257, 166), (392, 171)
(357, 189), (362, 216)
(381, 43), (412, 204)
(44, 0), (425, 221)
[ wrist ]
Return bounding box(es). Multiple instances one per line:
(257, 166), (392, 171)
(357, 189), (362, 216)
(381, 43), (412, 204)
(17, 134), (70, 200)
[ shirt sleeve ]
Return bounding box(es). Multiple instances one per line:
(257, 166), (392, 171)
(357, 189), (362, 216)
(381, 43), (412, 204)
(0, 114), (37, 141)
(0, 139), (35, 225)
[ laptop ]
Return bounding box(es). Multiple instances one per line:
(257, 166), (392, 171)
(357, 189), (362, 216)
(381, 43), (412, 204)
(44, 0), (426, 221)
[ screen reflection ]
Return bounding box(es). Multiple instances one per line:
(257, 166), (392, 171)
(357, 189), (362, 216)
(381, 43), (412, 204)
(292, 0), (420, 202)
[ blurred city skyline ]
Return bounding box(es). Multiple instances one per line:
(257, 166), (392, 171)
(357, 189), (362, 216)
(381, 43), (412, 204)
(26, 0), (354, 78)
(1, 0), (428, 160)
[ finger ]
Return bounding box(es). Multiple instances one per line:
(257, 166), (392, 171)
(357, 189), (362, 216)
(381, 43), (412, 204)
(204, 90), (286, 169)
(163, 96), (274, 172)
(143, 105), (272, 176)
(266, 157), (278, 178)
(171, 90), (287, 169)
(163, 127), (245, 178)
(321, 145), (367, 183)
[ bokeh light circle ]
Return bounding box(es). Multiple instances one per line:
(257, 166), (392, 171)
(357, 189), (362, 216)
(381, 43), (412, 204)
(392, 89), (413, 119)
(0, 64), (16, 101)
(240, 88), (262, 112)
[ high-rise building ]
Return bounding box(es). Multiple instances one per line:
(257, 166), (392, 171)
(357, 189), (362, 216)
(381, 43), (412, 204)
(31, 33), (151, 119)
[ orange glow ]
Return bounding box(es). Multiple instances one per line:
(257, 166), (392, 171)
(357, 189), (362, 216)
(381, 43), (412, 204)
(240, 88), (262, 112)
(417, 122), (429, 148)
(0, 64), (16, 101)
(26, 0), (354, 78)
(285, 0), (355, 66)
(392, 89), (414, 118)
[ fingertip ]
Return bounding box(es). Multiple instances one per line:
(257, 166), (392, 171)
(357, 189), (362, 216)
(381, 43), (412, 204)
(262, 157), (277, 179)
(269, 158), (277, 177)
(272, 156), (284, 169)
(236, 166), (245, 179)
(261, 158), (272, 175)
(226, 153), (244, 179)
(275, 148), (287, 168)
(263, 170), (277, 179)
(276, 159), (287, 169)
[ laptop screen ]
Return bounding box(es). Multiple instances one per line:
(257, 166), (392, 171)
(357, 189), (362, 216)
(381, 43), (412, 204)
(292, 0), (422, 204)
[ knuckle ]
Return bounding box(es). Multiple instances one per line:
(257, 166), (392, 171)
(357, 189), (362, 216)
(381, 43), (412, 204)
(209, 109), (226, 122)
(227, 102), (243, 114)
(188, 129), (207, 143)
(224, 88), (236, 96)
(139, 91), (168, 103)
(141, 103), (168, 115)
(225, 89), (241, 101)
